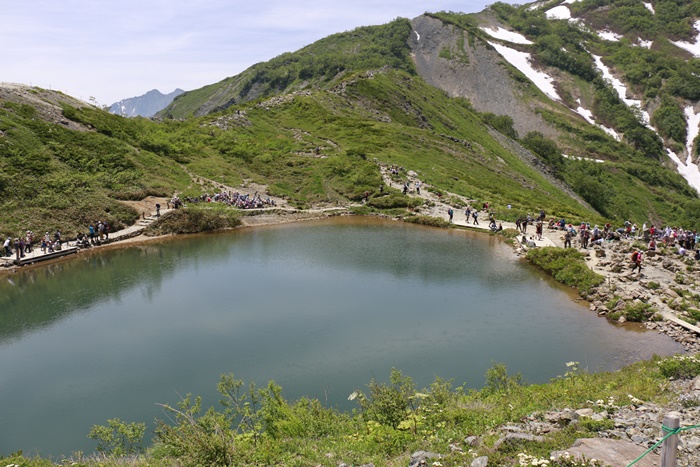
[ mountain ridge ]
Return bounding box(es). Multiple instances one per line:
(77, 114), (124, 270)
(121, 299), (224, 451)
(4, 0), (700, 237)
(109, 88), (185, 118)
(158, 0), (700, 192)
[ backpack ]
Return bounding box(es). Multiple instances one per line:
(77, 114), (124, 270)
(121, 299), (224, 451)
(631, 251), (639, 262)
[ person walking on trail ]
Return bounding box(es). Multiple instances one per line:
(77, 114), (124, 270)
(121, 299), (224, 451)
(465, 206), (471, 222)
(415, 181), (421, 194)
(156, 203), (161, 217)
(448, 208), (454, 223)
(631, 250), (643, 273)
(472, 210), (479, 225)
(564, 229), (573, 248)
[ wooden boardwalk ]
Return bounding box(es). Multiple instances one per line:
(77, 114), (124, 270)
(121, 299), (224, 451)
(0, 246), (79, 267)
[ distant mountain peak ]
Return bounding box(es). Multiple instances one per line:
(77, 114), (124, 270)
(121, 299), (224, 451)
(109, 88), (185, 118)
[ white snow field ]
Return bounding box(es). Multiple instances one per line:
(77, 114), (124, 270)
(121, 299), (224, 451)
(488, 41), (561, 101)
(672, 20), (700, 58)
(480, 26), (533, 45)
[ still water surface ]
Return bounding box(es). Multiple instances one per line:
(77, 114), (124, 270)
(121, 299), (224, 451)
(0, 217), (684, 457)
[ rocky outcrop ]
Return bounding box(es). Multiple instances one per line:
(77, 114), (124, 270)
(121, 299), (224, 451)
(410, 14), (559, 140)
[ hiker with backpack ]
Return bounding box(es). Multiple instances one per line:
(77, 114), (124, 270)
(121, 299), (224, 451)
(631, 250), (643, 273)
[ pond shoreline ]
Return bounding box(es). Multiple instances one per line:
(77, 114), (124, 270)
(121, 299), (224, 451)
(3, 176), (700, 355)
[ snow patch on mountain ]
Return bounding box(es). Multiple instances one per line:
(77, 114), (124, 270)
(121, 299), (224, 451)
(545, 5), (571, 20)
(480, 26), (532, 44)
(662, 107), (700, 194)
(666, 149), (700, 194)
(672, 20), (700, 58)
(563, 154), (605, 163)
(644, 2), (655, 14)
(488, 41), (561, 101)
(638, 39), (653, 49)
(575, 103), (622, 141)
(685, 106), (700, 158)
(592, 55), (652, 127)
(598, 30), (622, 41)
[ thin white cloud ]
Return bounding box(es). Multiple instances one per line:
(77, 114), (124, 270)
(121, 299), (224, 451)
(3, 0), (515, 104)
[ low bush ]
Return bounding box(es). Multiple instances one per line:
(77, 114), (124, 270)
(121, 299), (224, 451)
(526, 247), (604, 293)
(658, 354), (700, 379)
(402, 215), (449, 228)
(367, 193), (422, 210)
(621, 302), (657, 322)
(145, 206), (241, 235)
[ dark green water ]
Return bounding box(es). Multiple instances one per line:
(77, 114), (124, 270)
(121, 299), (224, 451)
(0, 217), (683, 457)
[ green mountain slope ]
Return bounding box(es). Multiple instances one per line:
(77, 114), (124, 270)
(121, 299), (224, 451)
(4, 1), (700, 239)
(161, 19), (415, 118)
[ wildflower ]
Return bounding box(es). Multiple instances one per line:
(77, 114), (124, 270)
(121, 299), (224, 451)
(348, 391), (358, 401)
(627, 394), (643, 404)
(566, 361), (577, 367)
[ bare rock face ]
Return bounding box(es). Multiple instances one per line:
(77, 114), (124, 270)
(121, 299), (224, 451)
(551, 438), (659, 467)
(410, 15), (558, 140)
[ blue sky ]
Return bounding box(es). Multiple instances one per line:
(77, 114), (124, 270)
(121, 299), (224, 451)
(3, 0), (520, 106)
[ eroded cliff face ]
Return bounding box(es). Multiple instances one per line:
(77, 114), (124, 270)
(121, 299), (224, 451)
(410, 14), (558, 140)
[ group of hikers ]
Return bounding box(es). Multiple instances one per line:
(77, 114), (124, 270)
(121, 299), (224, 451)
(446, 202), (503, 232)
(183, 191), (276, 209)
(3, 220), (113, 261)
(4, 230), (63, 260)
(440, 198), (700, 271)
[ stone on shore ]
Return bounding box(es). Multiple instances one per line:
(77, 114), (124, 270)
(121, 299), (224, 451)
(551, 438), (659, 467)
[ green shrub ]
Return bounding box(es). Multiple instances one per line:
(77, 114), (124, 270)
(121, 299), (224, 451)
(154, 394), (236, 466)
(622, 302), (657, 322)
(403, 215), (449, 228)
(484, 362), (522, 395)
(145, 206), (241, 235)
(367, 193), (422, 210)
(351, 368), (417, 429)
(527, 247), (604, 293)
(578, 417), (614, 432)
(88, 418), (146, 456)
(481, 112), (518, 139)
(658, 354), (700, 379)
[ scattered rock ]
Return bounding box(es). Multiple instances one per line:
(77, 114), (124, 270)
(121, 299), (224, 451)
(552, 438), (659, 467)
(464, 436), (479, 446)
(409, 451), (442, 467)
(470, 456), (488, 467)
(493, 432), (546, 450)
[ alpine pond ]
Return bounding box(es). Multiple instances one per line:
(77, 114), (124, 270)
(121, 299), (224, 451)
(0, 217), (684, 457)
